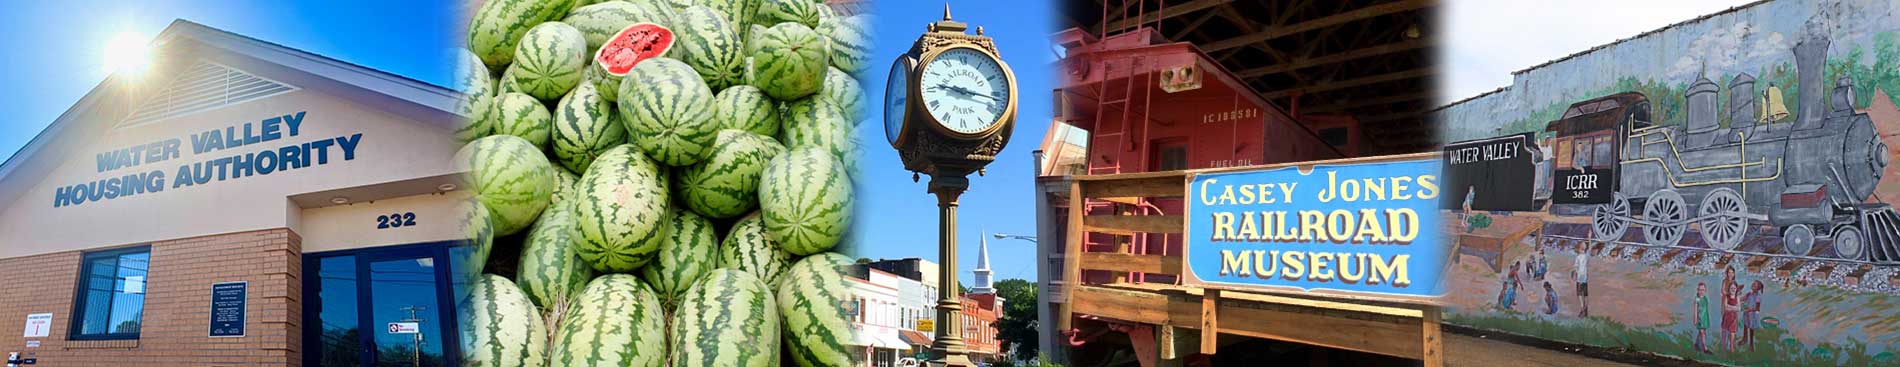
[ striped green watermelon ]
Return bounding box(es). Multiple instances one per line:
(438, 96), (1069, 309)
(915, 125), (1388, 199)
(618, 57), (719, 167)
(512, 22), (589, 101)
(756, 0), (820, 28)
(457, 135), (557, 237)
(711, 85), (780, 137)
(719, 212), (793, 284)
(455, 48), (496, 143)
(516, 201), (595, 309)
(492, 92), (553, 150)
(582, 62), (623, 103)
(458, 274), (548, 367)
(572, 145), (670, 273)
(657, 0), (696, 12)
(552, 81), (625, 174)
(469, 0), (575, 70)
(697, 0), (759, 26)
(640, 209), (720, 306)
(746, 23), (828, 101)
(458, 198), (496, 276)
(759, 147), (852, 256)
(563, 1), (673, 55)
(676, 130), (786, 219)
(550, 167), (581, 208)
(671, 269), (781, 367)
(778, 252), (861, 367)
(777, 96), (851, 161)
(821, 15), (872, 73)
(549, 274), (667, 367)
(673, 6), (746, 90)
(817, 67), (866, 124)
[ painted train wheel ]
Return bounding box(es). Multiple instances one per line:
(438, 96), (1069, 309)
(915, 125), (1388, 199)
(1698, 188), (1748, 251)
(1834, 225), (1864, 260)
(1781, 224), (1814, 256)
(1643, 189), (1687, 247)
(1592, 192), (1630, 242)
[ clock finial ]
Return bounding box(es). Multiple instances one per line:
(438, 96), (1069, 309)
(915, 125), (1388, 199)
(944, 3), (953, 20)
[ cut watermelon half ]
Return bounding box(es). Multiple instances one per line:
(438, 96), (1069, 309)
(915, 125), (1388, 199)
(595, 23), (675, 76)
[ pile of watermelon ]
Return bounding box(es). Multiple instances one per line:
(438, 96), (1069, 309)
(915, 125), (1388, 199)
(453, 1), (872, 366)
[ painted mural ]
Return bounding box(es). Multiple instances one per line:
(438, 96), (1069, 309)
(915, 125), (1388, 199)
(1435, 0), (1900, 365)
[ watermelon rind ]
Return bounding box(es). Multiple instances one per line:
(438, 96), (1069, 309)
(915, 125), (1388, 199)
(759, 147), (853, 256)
(458, 274), (548, 367)
(457, 135), (557, 237)
(778, 252), (863, 367)
(512, 22), (589, 102)
(719, 212), (794, 284)
(469, 0), (575, 70)
(777, 96), (853, 162)
(548, 274), (667, 367)
(676, 130), (786, 219)
(670, 269), (781, 367)
(755, 0), (821, 28)
(618, 57), (719, 167)
(640, 209), (721, 307)
(458, 198), (496, 277)
(817, 67), (866, 124)
(711, 85), (781, 137)
(820, 14), (872, 74)
(552, 82), (626, 175)
(454, 48), (496, 143)
(572, 145), (670, 273)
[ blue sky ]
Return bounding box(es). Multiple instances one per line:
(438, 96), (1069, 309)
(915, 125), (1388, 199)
(0, 0), (458, 163)
(854, 0), (1057, 287)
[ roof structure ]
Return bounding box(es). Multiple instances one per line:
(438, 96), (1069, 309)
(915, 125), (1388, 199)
(1060, 0), (1439, 153)
(0, 19), (460, 212)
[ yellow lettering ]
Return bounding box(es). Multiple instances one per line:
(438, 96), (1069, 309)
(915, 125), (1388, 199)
(1281, 251), (1306, 280)
(1198, 178), (1219, 205)
(1417, 175), (1439, 199)
(1366, 177), (1386, 201)
(1325, 210), (1354, 243)
(1254, 250), (1278, 278)
(1237, 211), (1260, 241)
(1299, 210), (1325, 241)
(1337, 252), (1366, 284)
(1368, 254), (1410, 287)
(1357, 208), (1388, 243)
(1239, 184), (1257, 204)
(1391, 176), (1413, 200)
(1221, 250), (1252, 277)
(1310, 252), (1335, 281)
(1318, 171), (1337, 202)
(1279, 182), (1297, 204)
(1339, 177), (1361, 202)
(1387, 208), (1419, 243)
(1211, 212), (1235, 241)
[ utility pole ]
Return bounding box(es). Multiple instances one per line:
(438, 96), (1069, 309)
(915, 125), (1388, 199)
(399, 305), (427, 367)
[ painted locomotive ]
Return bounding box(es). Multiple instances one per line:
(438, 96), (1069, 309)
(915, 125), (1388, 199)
(1544, 37), (1893, 262)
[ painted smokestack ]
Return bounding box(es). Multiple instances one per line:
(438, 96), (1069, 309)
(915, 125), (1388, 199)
(1792, 37), (1830, 130)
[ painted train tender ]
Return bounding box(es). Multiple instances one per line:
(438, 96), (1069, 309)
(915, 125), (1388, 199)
(1542, 37), (1895, 262)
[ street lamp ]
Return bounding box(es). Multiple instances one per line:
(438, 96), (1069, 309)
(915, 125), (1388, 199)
(991, 233), (1037, 243)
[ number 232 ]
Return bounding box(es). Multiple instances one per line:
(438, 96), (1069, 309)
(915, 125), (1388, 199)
(377, 212), (417, 229)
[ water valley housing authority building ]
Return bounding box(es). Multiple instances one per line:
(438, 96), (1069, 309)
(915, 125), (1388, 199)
(0, 21), (467, 366)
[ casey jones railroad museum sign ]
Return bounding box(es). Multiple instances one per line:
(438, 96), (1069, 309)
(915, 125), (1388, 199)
(1183, 158), (1449, 300)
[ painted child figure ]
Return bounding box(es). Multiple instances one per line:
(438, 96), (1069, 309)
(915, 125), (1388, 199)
(1694, 282), (1710, 353)
(1721, 267), (1741, 351)
(1743, 280), (1764, 352)
(1542, 282), (1559, 315)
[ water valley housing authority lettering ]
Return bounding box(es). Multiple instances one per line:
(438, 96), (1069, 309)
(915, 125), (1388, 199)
(53, 111), (363, 208)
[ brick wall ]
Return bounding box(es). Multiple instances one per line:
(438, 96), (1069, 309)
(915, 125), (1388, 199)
(0, 228), (302, 366)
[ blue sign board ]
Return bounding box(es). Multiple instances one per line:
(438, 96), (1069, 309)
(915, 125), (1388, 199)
(1182, 159), (1449, 301)
(209, 281), (247, 337)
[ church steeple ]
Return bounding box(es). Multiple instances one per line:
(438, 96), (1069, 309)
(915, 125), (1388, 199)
(972, 230), (994, 294)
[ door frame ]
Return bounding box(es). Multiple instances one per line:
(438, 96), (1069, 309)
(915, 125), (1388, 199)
(301, 241), (465, 367)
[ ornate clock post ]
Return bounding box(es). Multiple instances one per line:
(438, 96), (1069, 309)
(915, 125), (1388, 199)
(884, 5), (1017, 367)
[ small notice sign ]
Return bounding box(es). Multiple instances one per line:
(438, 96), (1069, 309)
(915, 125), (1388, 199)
(209, 281), (247, 337)
(387, 322), (419, 334)
(22, 313), (51, 338)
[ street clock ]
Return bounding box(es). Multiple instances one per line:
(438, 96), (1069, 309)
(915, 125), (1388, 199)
(885, 5), (1018, 178)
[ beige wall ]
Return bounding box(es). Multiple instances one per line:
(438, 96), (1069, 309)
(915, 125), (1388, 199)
(0, 88), (460, 258)
(297, 190), (469, 253)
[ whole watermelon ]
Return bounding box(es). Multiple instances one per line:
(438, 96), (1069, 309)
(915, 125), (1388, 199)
(457, 135), (557, 237)
(469, 0), (575, 70)
(640, 209), (720, 306)
(619, 57), (719, 167)
(746, 23), (828, 100)
(671, 269), (780, 367)
(673, 6), (746, 90)
(778, 252), (861, 367)
(454, 49), (495, 142)
(458, 274), (548, 367)
(711, 85), (780, 137)
(549, 274), (667, 367)
(759, 147), (852, 256)
(516, 201), (594, 309)
(497, 63), (525, 95)
(817, 67), (866, 124)
(512, 22), (589, 101)
(458, 198), (495, 276)
(821, 14), (873, 74)
(549, 167), (581, 206)
(699, 0), (760, 26)
(563, 1), (673, 55)
(492, 92), (553, 150)
(777, 96), (851, 161)
(572, 145), (670, 273)
(552, 82), (625, 174)
(677, 130), (786, 219)
(719, 212), (793, 284)
(755, 0), (820, 28)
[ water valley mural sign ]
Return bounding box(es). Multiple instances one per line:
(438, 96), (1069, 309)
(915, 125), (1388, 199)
(1182, 159), (1449, 300)
(52, 111), (365, 208)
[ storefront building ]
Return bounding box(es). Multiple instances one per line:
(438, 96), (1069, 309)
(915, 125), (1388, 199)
(0, 20), (466, 366)
(848, 268), (911, 367)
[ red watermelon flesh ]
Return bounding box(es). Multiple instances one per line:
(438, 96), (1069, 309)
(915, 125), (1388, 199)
(595, 23), (675, 76)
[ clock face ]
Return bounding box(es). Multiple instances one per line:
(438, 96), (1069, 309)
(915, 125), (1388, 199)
(884, 57), (909, 145)
(920, 47), (1011, 135)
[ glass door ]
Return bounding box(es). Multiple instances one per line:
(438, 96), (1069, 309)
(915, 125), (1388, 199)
(305, 242), (462, 367)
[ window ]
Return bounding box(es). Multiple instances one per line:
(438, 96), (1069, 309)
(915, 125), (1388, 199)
(1593, 136), (1614, 168)
(71, 246), (149, 340)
